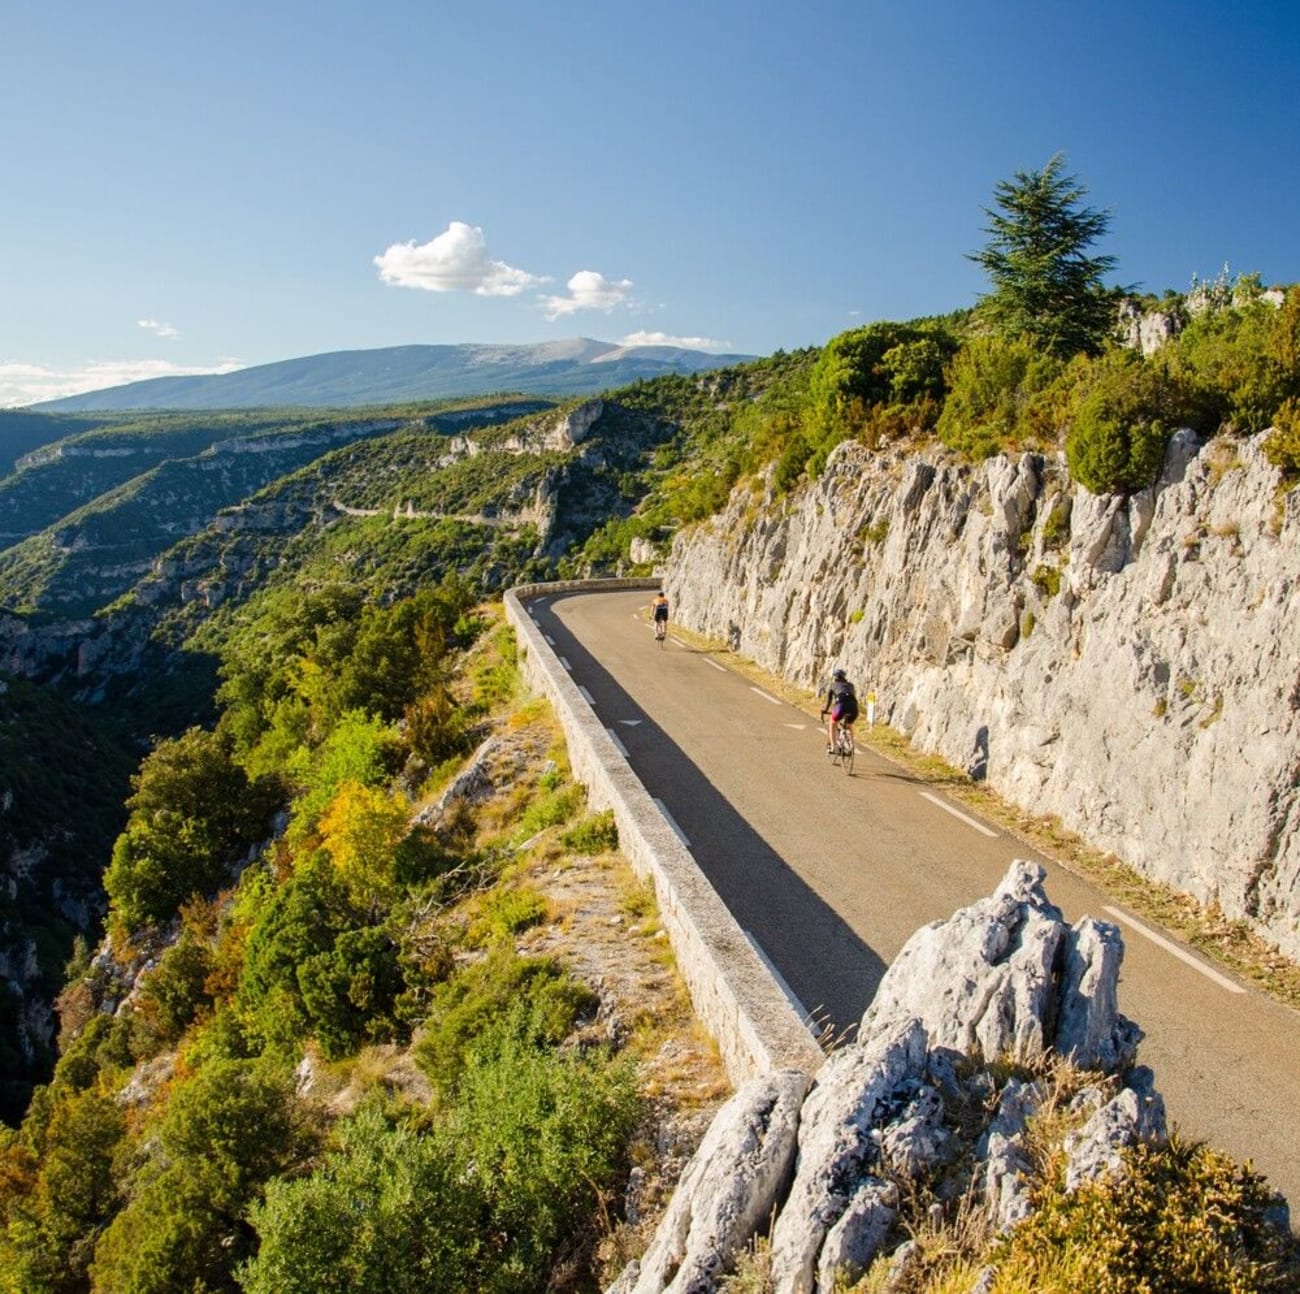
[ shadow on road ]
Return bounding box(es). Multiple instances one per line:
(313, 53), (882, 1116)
(545, 606), (887, 1044)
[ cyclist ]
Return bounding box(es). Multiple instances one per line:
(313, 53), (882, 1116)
(821, 667), (859, 752)
(651, 590), (670, 641)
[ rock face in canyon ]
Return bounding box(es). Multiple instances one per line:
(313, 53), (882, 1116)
(666, 431), (1300, 959)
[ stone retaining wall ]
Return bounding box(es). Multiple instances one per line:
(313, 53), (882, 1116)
(505, 579), (825, 1085)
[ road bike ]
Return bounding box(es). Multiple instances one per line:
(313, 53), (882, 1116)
(827, 720), (855, 774)
(654, 617), (667, 648)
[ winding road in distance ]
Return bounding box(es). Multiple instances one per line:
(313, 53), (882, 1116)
(531, 587), (1300, 1219)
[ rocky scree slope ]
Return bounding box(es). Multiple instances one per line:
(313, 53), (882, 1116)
(667, 430), (1300, 960)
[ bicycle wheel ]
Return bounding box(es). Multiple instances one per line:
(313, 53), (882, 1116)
(840, 730), (855, 774)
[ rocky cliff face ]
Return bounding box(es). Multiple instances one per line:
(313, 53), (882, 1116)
(666, 431), (1300, 959)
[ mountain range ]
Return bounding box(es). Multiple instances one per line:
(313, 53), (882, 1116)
(33, 338), (754, 412)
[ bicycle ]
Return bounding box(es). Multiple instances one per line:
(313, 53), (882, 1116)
(653, 617), (667, 648)
(827, 719), (855, 774)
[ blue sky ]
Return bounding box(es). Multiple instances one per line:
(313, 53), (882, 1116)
(2, 0), (1297, 406)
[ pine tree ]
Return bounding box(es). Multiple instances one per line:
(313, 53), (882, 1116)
(971, 153), (1120, 358)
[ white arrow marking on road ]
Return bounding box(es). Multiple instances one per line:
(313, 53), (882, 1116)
(1103, 907), (1246, 993)
(619, 719), (642, 726)
(918, 791), (999, 838)
(750, 686), (782, 706)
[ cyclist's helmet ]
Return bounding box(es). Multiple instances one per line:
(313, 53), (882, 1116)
(832, 668), (847, 680)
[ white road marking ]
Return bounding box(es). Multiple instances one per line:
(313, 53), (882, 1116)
(606, 727), (630, 757)
(619, 719), (642, 726)
(750, 686), (782, 706)
(1103, 907), (1247, 994)
(744, 931), (819, 1037)
(704, 658), (726, 672)
(784, 723), (808, 730)
(578, 685), (596, 706)
(918, 791), (999, 838)
(545, 634), (555, 645)
(653, 799), (691, 847)
(559, 656), (571, 671)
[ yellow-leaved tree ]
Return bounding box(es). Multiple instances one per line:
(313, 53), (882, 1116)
(318, 779), (411, 911)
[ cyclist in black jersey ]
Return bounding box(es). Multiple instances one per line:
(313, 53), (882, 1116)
(820, 667), (859, 751)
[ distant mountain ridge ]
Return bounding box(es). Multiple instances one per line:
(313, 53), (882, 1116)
(34, 338), (754, 412)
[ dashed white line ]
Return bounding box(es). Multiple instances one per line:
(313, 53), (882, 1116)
(918, 791), (999, 838)
(744, 931), (818, 1037)
(606, 727), (630, 757)
(545, 634), (555, 645)
(578, 685), (596, 706)
(653, 799), (691, 848)
(704, 658), (727, 672)
(559, 656), (572, 671)
(1103, 906), (1246, 994)
(749, 686), (782, 706)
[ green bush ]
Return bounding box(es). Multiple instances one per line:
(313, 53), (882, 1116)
(1065, 349), (1202, 494)
(515, 783), (584, 839)
(561, 810), (619, 854)
(1262, 397), (1300, 480)
(988, 1137), (1294, 1292)
(936, 334), (1063, 459)
(103, 727), (278, 932)
(1171, 284), (1300, 434)
(414, 950), (598, 1099)
(244, 1027), (640, 1294)
(239, 1101), (473, 1294)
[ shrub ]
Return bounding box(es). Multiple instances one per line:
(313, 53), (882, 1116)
(1171, 283), (1300, 434)
(471, 886), (549, 943)
(414, 950), (598, 1098)
(987, 1137), (1295, 1292)
(103, 726), (278, 932)
(1262, 397), (1300, 480)
(515, 784), (584, 839)
(1065, 350), (1197, 494)
(560, 810), (619, 854)
(936, 335), (1062, 459)
(1030, 565), (1062, 599)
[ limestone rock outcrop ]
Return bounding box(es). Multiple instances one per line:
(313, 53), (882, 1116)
(610, 862), (1170, 1294)
(665, 431), (1300, 959)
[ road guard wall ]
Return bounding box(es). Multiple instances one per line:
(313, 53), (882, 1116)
(505, 580), (826, 1085)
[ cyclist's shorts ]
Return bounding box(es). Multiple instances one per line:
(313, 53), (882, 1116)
(830, 703), (853, 722)
(653, 607), (669, 621)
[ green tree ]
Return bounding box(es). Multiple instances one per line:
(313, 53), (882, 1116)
(103, 728), (278, 932)
(88, 1059), (307, 1293)
(971, 153), (1120, 358)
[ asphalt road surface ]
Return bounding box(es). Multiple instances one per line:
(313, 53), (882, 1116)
(533, 588), (1300, 1218)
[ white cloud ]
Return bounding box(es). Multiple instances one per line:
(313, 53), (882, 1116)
(0, 358), (244, 408)
(138, 318), (180, 340)
(374, 221), (547, 296)
(541, 270), (635, 320)
(621, 330), (732, 352)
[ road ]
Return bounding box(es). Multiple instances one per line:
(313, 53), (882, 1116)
(532, 587), (1300, 1216)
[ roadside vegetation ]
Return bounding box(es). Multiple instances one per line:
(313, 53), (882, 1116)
(0, 593), (726, 1292)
